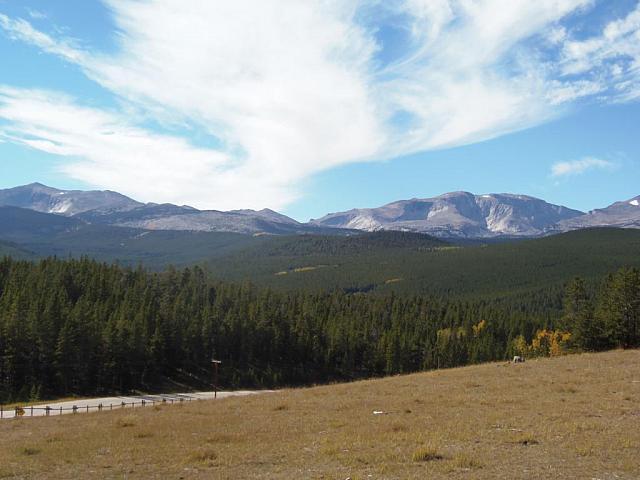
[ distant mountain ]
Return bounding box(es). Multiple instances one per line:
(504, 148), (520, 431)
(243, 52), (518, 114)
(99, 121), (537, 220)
(0, 205), (267, 268)
(2, 183), (638, 238)
(555, 195), (640, 231)
(0, 183), (142, 216)
(0, 206), (83, 243)
(0, 183), (322, 235)
(311, 192), (584, 238)
(78, 205), (307, 235)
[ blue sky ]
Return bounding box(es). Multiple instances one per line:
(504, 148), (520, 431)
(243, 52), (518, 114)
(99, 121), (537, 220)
(0, 0), (639, 221)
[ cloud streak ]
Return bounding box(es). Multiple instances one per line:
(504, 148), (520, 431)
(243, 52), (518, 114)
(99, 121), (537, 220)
(0, 1), (639, 210)
(0, 13), (86, 63)
(551, 157), (616, 177)
(0, 87), (299, 210)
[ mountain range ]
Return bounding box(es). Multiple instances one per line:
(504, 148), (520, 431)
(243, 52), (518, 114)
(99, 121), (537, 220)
(0, 183), (324, 235)
(311, 191), (640, 237)
(0, 183), (638, 238)
(311, 192), (583, 237)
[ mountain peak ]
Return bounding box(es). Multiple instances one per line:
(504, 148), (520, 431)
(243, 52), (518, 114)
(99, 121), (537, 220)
(0, 183), (141, 216)
(312, 191), (584, 238)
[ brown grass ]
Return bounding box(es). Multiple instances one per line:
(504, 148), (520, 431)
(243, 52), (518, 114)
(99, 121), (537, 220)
(1, 350), (639, 479)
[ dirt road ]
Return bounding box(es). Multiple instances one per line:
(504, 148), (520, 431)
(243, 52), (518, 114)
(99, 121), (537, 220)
(0, 390), (272, 419)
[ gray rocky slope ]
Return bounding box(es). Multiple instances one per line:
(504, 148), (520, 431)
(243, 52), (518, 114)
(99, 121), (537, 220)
(1, 184), (638, 238)
(0, 183), (315, 235)
(311, 192), (585, 238)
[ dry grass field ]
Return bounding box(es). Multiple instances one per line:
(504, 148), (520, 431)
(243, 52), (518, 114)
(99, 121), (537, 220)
(1, 350), (639, 479)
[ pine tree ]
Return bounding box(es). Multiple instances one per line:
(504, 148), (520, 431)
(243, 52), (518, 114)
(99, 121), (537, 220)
(561, 277), (601, 350)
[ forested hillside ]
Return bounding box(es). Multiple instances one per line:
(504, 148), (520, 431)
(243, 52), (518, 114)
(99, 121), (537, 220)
(207, 228), (640, 297)
(1, 256), (638, 402)
(0, 241), (33, 260)
(0, 205), (270, 268)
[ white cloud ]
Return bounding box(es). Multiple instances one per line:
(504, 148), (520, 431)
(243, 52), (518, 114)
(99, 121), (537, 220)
(0, 0), (637, 210)
(26, 9), (47, 20)
(551, 157), (616, 177)
(559, 3), (640, 100)
(0, 87), (293, 210)
(0, 13), (85, 63)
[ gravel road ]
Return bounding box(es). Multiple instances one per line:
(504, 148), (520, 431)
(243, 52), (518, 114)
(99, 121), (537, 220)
(0, 390), (272, 419)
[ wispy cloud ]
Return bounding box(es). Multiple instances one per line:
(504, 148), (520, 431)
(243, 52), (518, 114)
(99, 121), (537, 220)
(551, 157), (616, 178)
(0, 13), (85, 63)
(0, 1), (638, 210)
(560, 3), (640, 100)
(26, 9), (47, 20)
(0, 87), (296, 210)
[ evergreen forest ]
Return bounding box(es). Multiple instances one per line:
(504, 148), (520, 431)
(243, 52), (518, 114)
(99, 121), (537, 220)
(1, 255), (638, 402)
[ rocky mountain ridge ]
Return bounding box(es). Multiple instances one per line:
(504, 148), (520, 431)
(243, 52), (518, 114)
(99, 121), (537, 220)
(311, 192), (586, 238)
(0, 183), (638, 238)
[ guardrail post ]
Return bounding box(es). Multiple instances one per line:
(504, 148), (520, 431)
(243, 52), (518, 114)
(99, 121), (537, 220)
(1, 405), (3, 419)
(30, 406), (33, 417)
(45, 406), (50, 416)
(59, 406), (62, 415)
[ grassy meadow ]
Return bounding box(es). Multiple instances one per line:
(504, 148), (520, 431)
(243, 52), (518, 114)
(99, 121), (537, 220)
(1, 349), (639, 479)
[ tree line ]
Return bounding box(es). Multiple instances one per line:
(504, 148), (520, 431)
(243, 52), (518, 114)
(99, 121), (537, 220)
(561, 268), (640, 351)
(0, 257), (637, 402)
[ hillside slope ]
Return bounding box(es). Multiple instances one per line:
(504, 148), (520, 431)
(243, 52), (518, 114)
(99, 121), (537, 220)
(0, 206), (270, 267)
(207, 228), (640, 297)
(0, 239), (33, 259)
(2, 350), (638, 479)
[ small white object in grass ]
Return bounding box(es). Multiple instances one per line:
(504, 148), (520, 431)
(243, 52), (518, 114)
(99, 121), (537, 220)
(373, 410), (386, 415)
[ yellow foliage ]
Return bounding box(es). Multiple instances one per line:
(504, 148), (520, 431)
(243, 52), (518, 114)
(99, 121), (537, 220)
(437, 327), (466, 343)
(512, 335), (528, 357)
(472, 320), (487, 337)
(512, 330), (571, 358)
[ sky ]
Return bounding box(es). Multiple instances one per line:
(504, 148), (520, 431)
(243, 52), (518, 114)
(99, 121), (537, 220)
(0, 0), (638, 221)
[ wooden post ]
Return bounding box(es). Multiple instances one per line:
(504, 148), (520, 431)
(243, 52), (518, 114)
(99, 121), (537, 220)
(211, 359), (222, 399)
(30, 406), (33, 417)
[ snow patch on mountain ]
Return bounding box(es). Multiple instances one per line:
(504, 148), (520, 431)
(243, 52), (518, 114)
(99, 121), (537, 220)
(346, 215), (382, 231)
(49, 200), (73, 214)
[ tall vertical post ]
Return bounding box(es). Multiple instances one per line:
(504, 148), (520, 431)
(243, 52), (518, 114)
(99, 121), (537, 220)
(211, 359), (222, 399)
